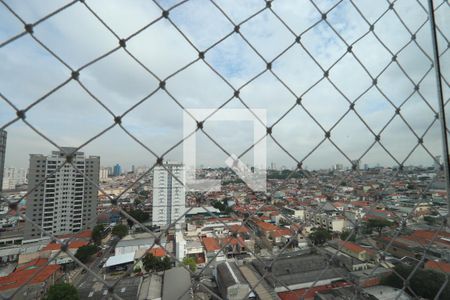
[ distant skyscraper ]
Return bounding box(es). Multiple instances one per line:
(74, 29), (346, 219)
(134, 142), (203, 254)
(99, 167), (109, 180)
(152, 162), (186, 227)
(131, 165), (136, 173)
(0, 130), (6, 193)
(113, 164), (122, 176)
(2, 167), (28, 190)
(334, 163), (343, 171)
(24, 147), (100, 241)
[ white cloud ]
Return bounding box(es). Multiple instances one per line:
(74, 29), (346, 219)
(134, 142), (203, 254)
(0, 0), (448, 170)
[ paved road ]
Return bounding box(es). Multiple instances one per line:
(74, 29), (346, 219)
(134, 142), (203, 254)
(72, 237), (119, 286)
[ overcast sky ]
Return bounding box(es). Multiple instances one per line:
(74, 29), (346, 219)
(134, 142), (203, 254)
(0, 0), (449, 170)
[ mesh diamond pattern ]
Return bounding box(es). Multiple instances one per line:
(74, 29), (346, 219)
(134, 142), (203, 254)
(0, 0), (449, 299)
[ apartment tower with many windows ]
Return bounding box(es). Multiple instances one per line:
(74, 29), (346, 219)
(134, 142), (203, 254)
(152, 162), (186, 227)
(24, 147), (100, 241)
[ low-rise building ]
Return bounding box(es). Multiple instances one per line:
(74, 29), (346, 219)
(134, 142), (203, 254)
(0, 247), (20, 263)
(202, 237), (225, 263)
(424, 260), (450, 273)
(282, 206), (306, 220)
(305, 211), (348, 232)
(252, 254), (348, 293)
(115, 233), (166, 256)
(0, 258), (60, 300)
(216, 261), (251, 300)
(162, 267), (192, 300)
(41, 240), (88, 265)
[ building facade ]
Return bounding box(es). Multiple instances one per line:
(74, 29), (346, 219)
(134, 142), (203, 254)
(99, 167), (109, 180)
(24, 148), (100, 241)
(113, 164), (122, 176)
(305, 210), (348, 232)
(0, 130), (6, 193)
(2, 167), (28, 190)
(152, 162), (185, 227)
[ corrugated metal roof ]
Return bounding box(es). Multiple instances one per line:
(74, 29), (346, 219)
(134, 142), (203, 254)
(104, 252), (135, 267)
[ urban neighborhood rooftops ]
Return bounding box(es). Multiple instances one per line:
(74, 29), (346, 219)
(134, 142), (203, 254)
(0, 258), (59, 293)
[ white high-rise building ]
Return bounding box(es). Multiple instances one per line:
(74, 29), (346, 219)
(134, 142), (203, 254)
(24, 147), (100, 241)
(152, 162), (186, 227)
(2, 167), (28, 190)
(333, 163), (343, 171)
(99, 167), (109, 180)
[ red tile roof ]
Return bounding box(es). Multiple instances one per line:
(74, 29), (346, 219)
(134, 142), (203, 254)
(0, 259), (59, 292)
(229, 225), (250, 233)
(339, 241), (367, 254)
(56, 229), (92, 240)
(412, 230), (450, 240)
(148, 247), (166, 257)
(42, 240), (88, 251)
(222, 236), (246, 247)
(351, 201), (370, 207)
(255, 221), (278, 232)
(425, 260), (450, 273)
(16, 258), (48, 272)
(202, 237), (221, 252)
(259, 206), (278, 212)
(270, 228), (292, 238)
(278, 282), (351, 300)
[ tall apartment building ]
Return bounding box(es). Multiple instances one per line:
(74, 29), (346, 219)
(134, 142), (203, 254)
(99, 167), (109, 180)
(24, 147), (100, 241)
(152, 162), (186, 227)
(113, 164), (122, 176)
(0, 130), (7, 193)
(2, 167), (28, 190)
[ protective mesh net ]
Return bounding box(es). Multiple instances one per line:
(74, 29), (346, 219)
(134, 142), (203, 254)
(0, 0), (449, 299)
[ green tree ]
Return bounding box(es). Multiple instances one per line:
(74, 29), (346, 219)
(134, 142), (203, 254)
(382, 264), (450, 299)
(212, 200), (226, 212)
(112, 224), (129, 238)
(182, 257), (197, 272)
(128, 209), (150, 223)
(224, 206), (234, 214)
(308, 227), (332, 246)
(142, 253), (158, 272)
(92, 224), (105, 245)
(142, 254), (171, 272)
(45, 283), (79, 300)
(75, 245), (99, 263)
(423, 215), (437, 225)
(340, 230), (356, 242)
(366, 218), (393, 236)
(161, 256), (171, 270)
